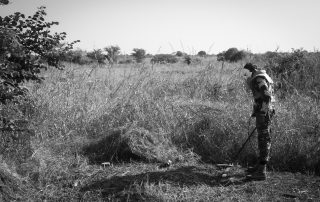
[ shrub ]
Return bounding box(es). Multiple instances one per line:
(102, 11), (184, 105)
(217, 48), (247, 63)
(62, 49), (92, 65)
(264, 51), (280, 60)
(0, 4), (77, 163)
(104, 45), (120, 64)
(0, 5), (78, 200)
(216, 52), (225, 62)
(267, 49), (320, 97)
(176, 51), (184, 57)
(131, 48), (146, 63)
(230, 50), (246, 62)
(151, 54), (178, 64)
(0, 7), (78, 104)
(0, 0), (9, 5)
(224, 48), (238, 61)
(118, 58), (134, 64)
(87, 49), (107, 64)
(184, 55), (191, 65)
(197, 50), (207, 57)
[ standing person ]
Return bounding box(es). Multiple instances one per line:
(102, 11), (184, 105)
(244, 63), (275, 181)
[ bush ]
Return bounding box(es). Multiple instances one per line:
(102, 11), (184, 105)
(216, 52), (225, 62)
(62, 49), (92, 65)
(118, 58), (134, 64)
(264, 51), (280, 60)
(87, 49), (107, 64)
(131, 48), (146, 63)
(184, 55), (191, 65)
(0, 0), (9, 5)
(224, 48), (238, 61)
(176, 51), (184, 57)
(267, 49), (320, 97)
(0, 7), (78, 104)
(151, 54), (178, 64)
(0, 5), (78, 200)
(230, 50), (246, 62)
(197, 51), (207, 57)
(217, 48), (247, 63)
(104, 45), (120, 64)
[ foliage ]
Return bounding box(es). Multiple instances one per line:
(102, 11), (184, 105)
(217, 48), (247, 62)
(146, 53), (153, 58)
(118, 58), (134, 64)
(264, 51), (280, 61)
(7, 55), (319, 200)
(197, 50), (207, 57)
(176, 51), (184, 57)
(0, 6), (78, 104)
(131, 48), (146, 63)
(0, 5), (78, 201)
(229, 50), (246, 62)
(266, 49), (320, 98)
(0, 0), (9, 5)
(224, 48), (239, 61)
(62, 49), (92, 65)
(184, 55), (191, 65)
(86, 49), (106, 64)
(151, 54), (178, 64)
(104, 45), (120, 64)
(1, 4), (320, 201)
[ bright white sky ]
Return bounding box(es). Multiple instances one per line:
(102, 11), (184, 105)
(1, 0), (320, 54)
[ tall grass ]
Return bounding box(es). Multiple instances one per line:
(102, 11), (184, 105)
(1, 55), (320, 200)
(28, 60), (319, 165)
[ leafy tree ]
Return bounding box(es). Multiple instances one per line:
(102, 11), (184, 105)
(176, 51), (183, 57)
(224, 48), (238, 61)
(230, 50), (246, 62)
(217, 48), (246, 63)
(1, 6), (78, 133)
(197, 50), (207, 57)
(0, 0), (9, 5)
(104, 45), (120, 64)
(131, 48), (146, 63)
(216, 51), (225, 62)
(87, 49), (107, 64)
(0, 7), (78, 104)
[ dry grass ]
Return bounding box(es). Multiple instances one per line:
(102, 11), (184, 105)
(1, 56), (320, 201)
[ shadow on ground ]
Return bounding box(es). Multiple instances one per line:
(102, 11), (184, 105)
(80, 165), (247, 200)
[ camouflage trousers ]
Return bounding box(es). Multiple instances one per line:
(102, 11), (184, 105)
(256, 113), (271, 164)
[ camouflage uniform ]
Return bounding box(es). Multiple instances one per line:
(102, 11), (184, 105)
(244, 63), (274, 180)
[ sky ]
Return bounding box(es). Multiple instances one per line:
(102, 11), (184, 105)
(1, 0), (320, 54)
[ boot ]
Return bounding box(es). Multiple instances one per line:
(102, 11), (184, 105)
(246, 164), (267, 181)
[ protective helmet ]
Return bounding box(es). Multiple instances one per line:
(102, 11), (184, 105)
(244, 63), (258, 72)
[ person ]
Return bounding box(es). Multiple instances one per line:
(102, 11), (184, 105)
(243, 63), (275, 181)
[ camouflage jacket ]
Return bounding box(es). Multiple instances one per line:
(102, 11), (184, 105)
(247, 70), (274, 115)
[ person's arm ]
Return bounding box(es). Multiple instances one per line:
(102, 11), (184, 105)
(256, 77), (271, 114)
(256, 77), (271, 102)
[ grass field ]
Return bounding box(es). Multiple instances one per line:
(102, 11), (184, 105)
(1, 55), (320, 201)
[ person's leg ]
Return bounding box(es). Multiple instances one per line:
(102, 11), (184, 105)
(247, 113), (271, 180)
(257, 113), (271, 164)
